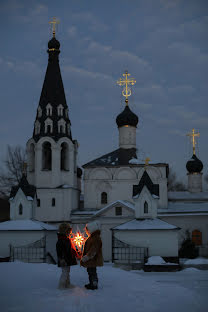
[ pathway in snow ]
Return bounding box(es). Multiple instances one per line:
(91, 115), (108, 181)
(0, 262), (208, 312)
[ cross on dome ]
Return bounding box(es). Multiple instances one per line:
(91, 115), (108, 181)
(186, 128), (200, 155)
(117, 71), (136, 105)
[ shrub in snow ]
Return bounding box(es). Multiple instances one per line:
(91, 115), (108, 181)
(179, 231), (198, 259)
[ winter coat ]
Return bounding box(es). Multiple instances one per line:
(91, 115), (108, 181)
(56, 233), (77, 267)
(80, 227), (103, 268)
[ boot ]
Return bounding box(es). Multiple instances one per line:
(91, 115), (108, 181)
(85, 281), (98, 290)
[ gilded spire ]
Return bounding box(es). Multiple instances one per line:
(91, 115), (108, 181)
(186, 128), (200, 155)
(49, 17), (60, 38)
(117, 71), (136, 105)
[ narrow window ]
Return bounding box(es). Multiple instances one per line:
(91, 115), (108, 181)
(19, 204), (23, 215)
(47, 125), (51, 133)
(144, 201), (148, 213)
(42, 142), (52, 170)
(115, 206), (122, 216)
(37, 199), (40, 207)
(192, 229), (202, 246)
(60, 143), (69, 170)
(101, 192), (107, 204)
(60, 125), (63, 133)
(52, 198), (56, 206)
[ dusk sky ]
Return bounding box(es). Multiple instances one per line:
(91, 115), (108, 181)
(0, 0), (207, 185)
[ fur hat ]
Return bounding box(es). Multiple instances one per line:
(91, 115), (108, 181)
(86, 221), (101, 234)
(58, 223), (72, 235)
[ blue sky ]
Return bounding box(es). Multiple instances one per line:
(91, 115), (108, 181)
(0, 0), (207, 185)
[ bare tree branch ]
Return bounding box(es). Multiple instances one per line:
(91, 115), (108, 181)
(168, 167), (187, 191)
(0, 145), (26, 198)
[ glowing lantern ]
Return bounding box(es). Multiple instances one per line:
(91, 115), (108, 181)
(70, 227), (88, 253)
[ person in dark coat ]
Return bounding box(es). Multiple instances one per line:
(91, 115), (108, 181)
(56, 223), (77, 289)
(80, 221), (103, 290)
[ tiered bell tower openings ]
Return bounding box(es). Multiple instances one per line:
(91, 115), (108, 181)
(35, 120), (41, 135)
(57, 104), (64, 116)
(42, 142), (52, 170)
(58, 118), (66, 133)
(44, 118), (53, 133)
(61, 142), (69, 170)
(46, 103), (53, 116)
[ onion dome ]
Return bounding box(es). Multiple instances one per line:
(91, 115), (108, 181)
(116, 105), (138, 128)
(186, 154), (203, 173)
(48, 37), (60, 50)
(77, 167), (83, 178)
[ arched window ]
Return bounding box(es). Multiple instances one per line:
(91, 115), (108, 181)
(192, 229), (202, 246)
(46, 103), (52, 116)
(47, 125), (51, 133)
(19, 204), (23, 215)
(60, 125), (63, 133)
(29, 143), (35, 172)
(60, 142), (69, 170)
(42, 142), (52, 170)
(52, 198), (56, 206)
(37, 199), (40, 207)
(144, 201), (148, 213)
(101, 192), (107, 204)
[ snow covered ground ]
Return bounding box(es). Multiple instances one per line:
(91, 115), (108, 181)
(1, 262), (208, 312)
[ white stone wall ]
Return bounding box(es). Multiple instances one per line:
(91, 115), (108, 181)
(114, 229), (179, 257)
(134, 186), (158, 219)
(10, 189), (33, 220)
(160, 215), (208, 255)
(0, 231), (44, 257)
(187, 173), (203, 193)
(26, 136), (79, 222)
(119, 126), (136, 149)
(84, 166), (168, 210)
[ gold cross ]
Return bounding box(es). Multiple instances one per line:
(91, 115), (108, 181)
(117, 71), (136, 105)
(49, 17), (60, 38)
(144, 157), (150, 170)
(186, 128), (200, 155)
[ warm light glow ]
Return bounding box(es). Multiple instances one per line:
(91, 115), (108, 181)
(70, 229), (89, 253)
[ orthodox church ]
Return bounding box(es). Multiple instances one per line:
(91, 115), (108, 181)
(2, 24), (208, 264)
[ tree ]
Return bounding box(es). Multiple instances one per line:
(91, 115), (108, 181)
(0, 145), (26, 198)
(179, 230), (198, 259)
(167, 167), (187, 191)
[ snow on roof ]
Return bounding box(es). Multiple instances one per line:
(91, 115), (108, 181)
(0, 220), (58, 231)
(112, 218), (178, 230)
(27, 196), (33, 201)
(129, 158), (140, 164)
(159, 202), (208, 214)
(93, 200), (135, 216)
(168, 191), (208, 200)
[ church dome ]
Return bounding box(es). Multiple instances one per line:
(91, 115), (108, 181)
(48, 37), (60, 50)
(116, 105), (138, 128)
(186, 154), (203, 173)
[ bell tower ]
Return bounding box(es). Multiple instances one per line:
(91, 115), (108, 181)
(26, 19), (80, 223)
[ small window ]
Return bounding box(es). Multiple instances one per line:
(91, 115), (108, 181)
(37, 199), (40, 207)
(144, 201), (148, 213)
(47, 125), (51, 133)
(101, 192), (107, 204)
(19, 204), (23, 215)
(192, 229), (202, 246)
(52, 198), (56, 206)
(115, 206), (122, 216)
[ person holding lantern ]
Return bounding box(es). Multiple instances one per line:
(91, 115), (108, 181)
(80, 221), (103, 290)
(56, 223), (78, 289)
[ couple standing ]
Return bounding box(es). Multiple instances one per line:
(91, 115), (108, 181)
(56, 221), (103, 290)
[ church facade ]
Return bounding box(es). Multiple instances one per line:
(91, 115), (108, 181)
(5, 28), (208, 264)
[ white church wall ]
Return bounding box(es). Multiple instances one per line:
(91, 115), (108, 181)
(10, 189), (33, 220)
(35, 188), (77, 221)
(119, 126), (136, 149)
(0, 231), (44, 257)
(114, 230), (179, 257)
(134, 186), (158, 219)
(83, 165), (168, 210)
(160, 215), (208, 253)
